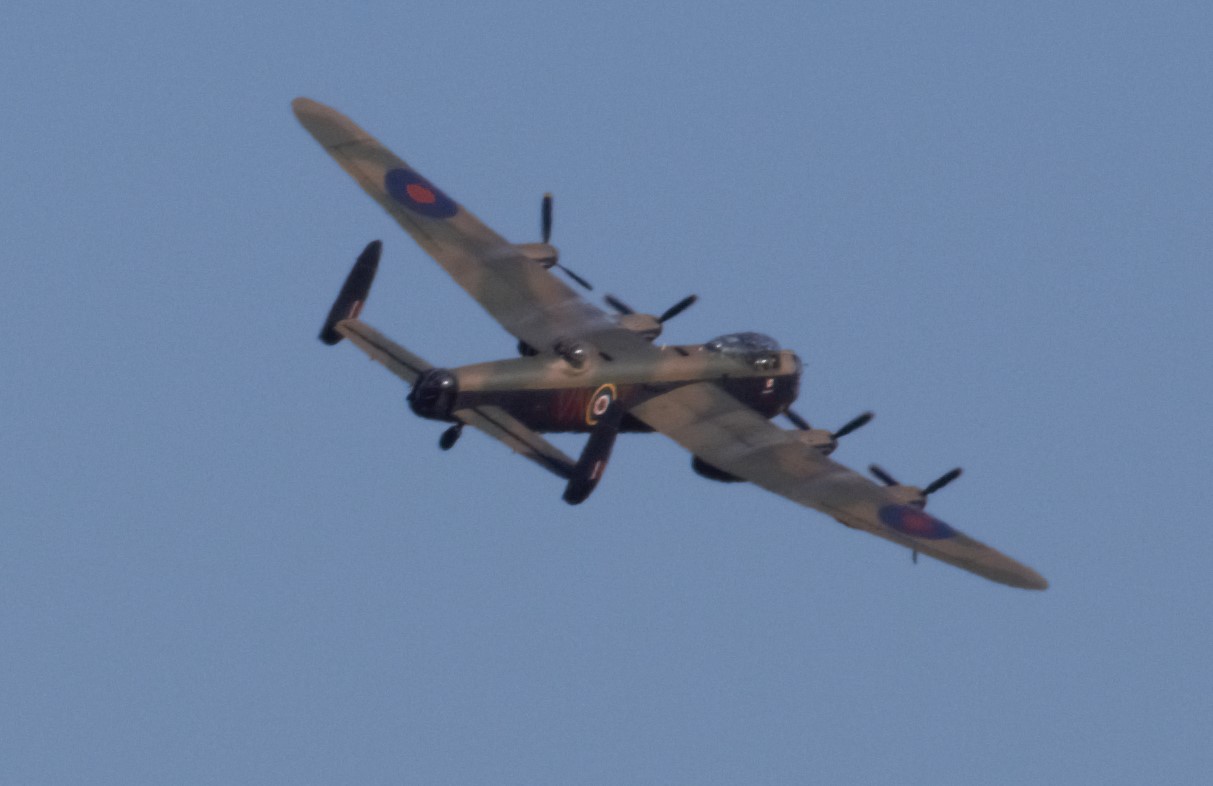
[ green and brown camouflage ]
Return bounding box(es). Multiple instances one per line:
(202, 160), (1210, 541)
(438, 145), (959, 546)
(297, 97), (1049, 590)
(426, 343), (802, 433)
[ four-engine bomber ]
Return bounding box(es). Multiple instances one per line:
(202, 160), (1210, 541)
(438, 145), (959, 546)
(296, 96), (1048, 590)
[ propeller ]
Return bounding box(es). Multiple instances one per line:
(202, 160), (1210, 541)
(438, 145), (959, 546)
(869, 464), (900, 487)
(541, 192), (553, 242)
(659, 294), (698, 323)
(786, 409), (872, 439)
(784, 409), (811, 430)
(559, 265), (594, 291)
(869, 464), (963, 498)
(832, 411), (874, 439)
(540, 193), (593, 291)
(604, 294), (634, 315)
(605, 293), (698, 323)
(923, 467), (963, 496)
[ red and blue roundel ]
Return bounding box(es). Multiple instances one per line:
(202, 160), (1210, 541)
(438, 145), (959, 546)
(878, 505), (957, 540)
(384, 168), (458, 219)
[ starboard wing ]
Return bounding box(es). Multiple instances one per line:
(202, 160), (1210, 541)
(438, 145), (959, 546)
(335, 319), (575, 479)
(628, 382), (1048, 590)
(294, 98), (631, 355)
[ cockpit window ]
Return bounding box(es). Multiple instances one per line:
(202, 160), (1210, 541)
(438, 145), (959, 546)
(704, 332), (780, 353)
(703, 332), (781, 368)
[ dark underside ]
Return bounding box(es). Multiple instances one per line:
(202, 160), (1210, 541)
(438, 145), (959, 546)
(456, 374), (800, 434)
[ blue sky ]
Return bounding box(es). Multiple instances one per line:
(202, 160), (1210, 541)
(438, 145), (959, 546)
(3, 1), (1211, 783)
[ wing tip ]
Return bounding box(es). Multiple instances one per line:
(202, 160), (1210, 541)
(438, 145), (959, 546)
(291, 96), (319, 113)
(987, 561), (1049, 591)
(291, 96), (368, 148)
(1017, 571), (1050, 591)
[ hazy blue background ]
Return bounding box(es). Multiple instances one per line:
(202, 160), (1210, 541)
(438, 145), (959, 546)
(3, 1), (1210, 783)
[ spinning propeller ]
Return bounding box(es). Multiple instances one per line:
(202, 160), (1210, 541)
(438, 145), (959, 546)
(540, 193), (593, 291)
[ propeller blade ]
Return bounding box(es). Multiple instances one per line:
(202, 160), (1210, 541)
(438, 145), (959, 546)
(605, 294), (635, 315)
(869, 464), (899, 487)
(558, 264), (593, 291)
(923, 467), (963, 496)
(832, 411), (874, 439)
(541, 192), (553, 243)
(658, 294), (698, 323)
(785, 409), (811, 430)
(538, 192), (591, 289)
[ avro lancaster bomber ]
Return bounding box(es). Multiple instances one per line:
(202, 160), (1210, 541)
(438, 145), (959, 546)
(294, 97), (1047, 590)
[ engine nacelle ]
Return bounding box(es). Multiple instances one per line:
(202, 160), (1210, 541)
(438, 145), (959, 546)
(691, 456), (744, 483)
(885, 484), (928, 509)
(790, 428), (838, 456)
(516, 242), (559, 267)
(408, 368), (459, 421)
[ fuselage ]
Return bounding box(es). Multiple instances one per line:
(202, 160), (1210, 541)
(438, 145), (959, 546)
(410, 333), (803, 434)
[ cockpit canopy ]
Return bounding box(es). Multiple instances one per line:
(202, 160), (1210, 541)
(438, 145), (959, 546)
(703, 332), (782, 369)
(704, 332), (780, 354)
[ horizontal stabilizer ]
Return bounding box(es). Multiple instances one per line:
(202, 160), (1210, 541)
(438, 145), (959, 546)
(454, 405), (577, 481)
(333, 318), (574, 479)
(334, 318), (431, 385)
(320, 240), (381, 345)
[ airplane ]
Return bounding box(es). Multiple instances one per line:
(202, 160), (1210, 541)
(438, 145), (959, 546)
(293, 97), (1048, 591)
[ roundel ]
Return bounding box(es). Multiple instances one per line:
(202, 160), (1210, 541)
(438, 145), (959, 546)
(384, 168), (458, 218)
(585, 384), (617, 426)
(877, 505), (958, 540)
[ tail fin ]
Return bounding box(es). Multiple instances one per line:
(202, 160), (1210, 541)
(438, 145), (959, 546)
(319, 240), (381, 345)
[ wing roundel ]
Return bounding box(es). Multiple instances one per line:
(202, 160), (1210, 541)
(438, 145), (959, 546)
(384, 168), (458, 218)
(293, 97), (631, 354)
(628, 381), (1048, 590)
